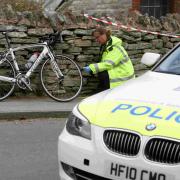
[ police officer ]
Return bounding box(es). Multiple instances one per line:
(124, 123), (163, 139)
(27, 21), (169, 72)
(83, 27), (135, 92)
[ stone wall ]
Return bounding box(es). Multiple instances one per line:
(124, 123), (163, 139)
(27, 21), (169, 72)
(0, 12), (179, 97)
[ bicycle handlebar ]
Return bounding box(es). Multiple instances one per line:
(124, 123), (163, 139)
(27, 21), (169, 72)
(39, 31), (62, 46)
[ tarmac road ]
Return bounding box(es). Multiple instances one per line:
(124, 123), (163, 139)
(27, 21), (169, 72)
(0, 118), (66, 180)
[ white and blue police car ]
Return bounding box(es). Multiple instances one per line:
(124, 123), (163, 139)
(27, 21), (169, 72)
(58, 42), (180, 180)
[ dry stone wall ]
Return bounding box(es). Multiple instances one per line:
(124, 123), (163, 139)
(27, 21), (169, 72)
(0, 12), (179, 97)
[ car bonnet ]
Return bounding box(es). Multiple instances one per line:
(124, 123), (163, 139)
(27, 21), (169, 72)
(78, 71), (180, 139)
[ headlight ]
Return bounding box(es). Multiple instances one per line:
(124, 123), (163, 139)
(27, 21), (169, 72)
(66, 113), (91, 140)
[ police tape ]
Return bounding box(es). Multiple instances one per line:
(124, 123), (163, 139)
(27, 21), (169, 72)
(84, 13), (180, 38)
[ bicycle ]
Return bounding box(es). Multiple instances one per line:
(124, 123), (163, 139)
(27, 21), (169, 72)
(0, 30), (83, 102)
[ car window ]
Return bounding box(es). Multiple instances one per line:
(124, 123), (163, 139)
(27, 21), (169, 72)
(154, 46), (180, 75)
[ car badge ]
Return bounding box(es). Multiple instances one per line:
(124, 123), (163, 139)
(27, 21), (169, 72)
(146, 123), (156, 131)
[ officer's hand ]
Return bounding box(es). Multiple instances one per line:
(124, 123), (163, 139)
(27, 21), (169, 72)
(83, 66), (92, 74)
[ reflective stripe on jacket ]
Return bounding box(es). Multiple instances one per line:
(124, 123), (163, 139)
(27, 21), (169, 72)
(89, 36), (135, 88)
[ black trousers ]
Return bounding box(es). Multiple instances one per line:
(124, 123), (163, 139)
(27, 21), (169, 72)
(97, 71), (110, 92)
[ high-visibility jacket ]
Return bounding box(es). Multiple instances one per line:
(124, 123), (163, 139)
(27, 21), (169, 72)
(89, 36), (135, 88)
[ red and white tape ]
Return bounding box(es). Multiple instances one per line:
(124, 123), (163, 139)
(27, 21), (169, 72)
(84, 14), (180, 38)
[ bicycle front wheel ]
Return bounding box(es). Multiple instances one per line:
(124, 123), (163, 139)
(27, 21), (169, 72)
(40, 55), (83, 102)
(0, 58), (16, 101)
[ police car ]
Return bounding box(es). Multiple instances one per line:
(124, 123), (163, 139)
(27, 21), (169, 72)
(58, 43), (180, 180)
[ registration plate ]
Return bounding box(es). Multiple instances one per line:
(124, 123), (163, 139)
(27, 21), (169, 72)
(105, 161), (174, 180)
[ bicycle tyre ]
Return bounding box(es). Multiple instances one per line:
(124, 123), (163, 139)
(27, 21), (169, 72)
(0, 58), (16, 101)
(40, 55), (83, 102)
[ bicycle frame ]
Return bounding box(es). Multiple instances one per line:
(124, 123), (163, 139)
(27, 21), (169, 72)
(0, 42), (63, 83)
(0, 31), (83, 102)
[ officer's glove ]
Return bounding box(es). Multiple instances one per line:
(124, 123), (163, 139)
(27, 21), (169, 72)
(83, 66), (92, 74)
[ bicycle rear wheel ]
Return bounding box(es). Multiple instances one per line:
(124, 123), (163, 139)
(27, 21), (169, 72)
(40, 55), (83, 102)
(0, 58), (16, 101)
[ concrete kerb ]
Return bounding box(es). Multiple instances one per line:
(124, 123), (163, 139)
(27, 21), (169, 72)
(0, 111), (70, 120)
(0, 96), (84, 120)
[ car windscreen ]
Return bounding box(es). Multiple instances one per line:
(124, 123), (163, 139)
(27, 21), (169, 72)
(154, 46), (180, 75)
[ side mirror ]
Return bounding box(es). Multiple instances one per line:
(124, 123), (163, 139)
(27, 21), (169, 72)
(141, 52), (161, 67)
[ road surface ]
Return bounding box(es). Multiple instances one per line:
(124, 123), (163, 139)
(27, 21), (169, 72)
(0, 118), (66, 180)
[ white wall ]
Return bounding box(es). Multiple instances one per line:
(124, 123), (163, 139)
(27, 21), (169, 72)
(68, 0), (132, 15)
(34, 0), (132, 13)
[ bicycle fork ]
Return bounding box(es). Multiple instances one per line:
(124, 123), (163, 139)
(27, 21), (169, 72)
(50, 60), (64, 79)
(47, 49), (64, 79)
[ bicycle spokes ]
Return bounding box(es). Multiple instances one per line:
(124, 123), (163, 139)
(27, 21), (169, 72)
(40, 55), (83, 102)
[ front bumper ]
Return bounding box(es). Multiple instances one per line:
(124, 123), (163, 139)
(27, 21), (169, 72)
(58, 125), (179, 180)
